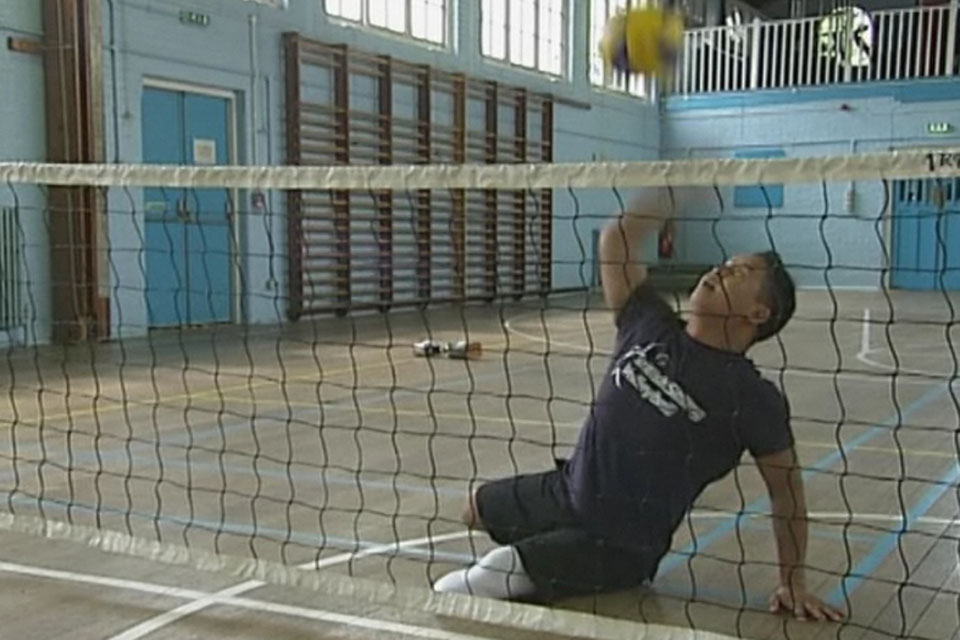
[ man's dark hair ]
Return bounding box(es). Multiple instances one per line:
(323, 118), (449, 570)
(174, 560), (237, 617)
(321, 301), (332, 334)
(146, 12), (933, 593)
(754, 251), (796, 343)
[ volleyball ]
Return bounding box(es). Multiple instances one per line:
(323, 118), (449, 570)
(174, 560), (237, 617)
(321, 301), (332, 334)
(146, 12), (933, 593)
(599, 7), (685, 78)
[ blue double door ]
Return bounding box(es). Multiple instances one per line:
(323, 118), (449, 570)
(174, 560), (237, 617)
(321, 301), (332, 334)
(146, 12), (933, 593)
(892, 178), (960, 290)
(142, 86), (233, 327)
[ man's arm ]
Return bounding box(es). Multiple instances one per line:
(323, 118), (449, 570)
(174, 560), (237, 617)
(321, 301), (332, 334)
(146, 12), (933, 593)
(756, 447), (844, 622)
(598, 191), (666, 314)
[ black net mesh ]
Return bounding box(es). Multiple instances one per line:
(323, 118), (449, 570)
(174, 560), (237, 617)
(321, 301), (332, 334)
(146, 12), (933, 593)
(1, 153), (960, 638)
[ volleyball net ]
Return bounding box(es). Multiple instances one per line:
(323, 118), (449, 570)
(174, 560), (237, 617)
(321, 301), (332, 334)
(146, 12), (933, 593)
(1, 149), (960, 639)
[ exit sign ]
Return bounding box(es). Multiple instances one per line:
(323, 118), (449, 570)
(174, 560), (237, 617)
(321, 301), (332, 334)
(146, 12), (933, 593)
(179, 10), (210, 26)
(928, 122), (954, 135)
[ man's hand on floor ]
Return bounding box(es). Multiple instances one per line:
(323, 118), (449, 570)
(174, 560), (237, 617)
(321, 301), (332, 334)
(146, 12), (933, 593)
(769, 584), (845, 622)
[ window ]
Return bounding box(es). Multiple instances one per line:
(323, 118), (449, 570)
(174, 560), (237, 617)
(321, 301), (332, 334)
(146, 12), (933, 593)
(589, 0), (648, 97)
(325, 0), (448, 45)
(481, 0), (567, 76)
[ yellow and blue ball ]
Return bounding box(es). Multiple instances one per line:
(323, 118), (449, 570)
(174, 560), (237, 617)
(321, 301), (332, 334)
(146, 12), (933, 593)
(599, 7), (684, 78)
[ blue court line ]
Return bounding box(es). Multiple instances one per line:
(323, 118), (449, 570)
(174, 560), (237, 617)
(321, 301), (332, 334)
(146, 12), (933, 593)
(657, 383), (951, 577)
(826, 462), (960, 608)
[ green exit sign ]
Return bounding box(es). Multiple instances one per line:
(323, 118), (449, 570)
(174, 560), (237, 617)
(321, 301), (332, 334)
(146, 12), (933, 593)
(179, 10), (210, 27)
(928, 122), (954, 135)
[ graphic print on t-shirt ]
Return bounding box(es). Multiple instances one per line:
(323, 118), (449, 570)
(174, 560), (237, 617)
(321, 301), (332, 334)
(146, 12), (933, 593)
(612, 342), (707, 423)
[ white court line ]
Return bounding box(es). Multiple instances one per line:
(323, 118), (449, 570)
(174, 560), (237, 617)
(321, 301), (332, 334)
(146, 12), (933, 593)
(502, 316), (610, 358)
(108, 581), (260, 640)
(107, 530), (477, 640)
(504, 311), (928, 385)
(691, 510), (960, 529)
(855, 306), (960, 379)
(1, 560), (494, 640)
(859, 308), (872, 359)
(307, 530), (476, 571)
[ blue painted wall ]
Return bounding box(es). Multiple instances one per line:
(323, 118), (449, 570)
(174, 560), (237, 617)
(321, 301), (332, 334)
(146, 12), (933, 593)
(0, 2), (49, 346)
(662, 79), (960, 288)
(98, 0), (659, 336)
(15, 0), (960, 342)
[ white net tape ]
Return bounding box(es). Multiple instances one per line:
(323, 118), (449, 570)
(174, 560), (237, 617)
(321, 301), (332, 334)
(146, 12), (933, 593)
(2, 148), (960, 190)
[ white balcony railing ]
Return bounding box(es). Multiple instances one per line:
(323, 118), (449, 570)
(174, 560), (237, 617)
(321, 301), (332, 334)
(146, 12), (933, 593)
(674, 5), (959, 95)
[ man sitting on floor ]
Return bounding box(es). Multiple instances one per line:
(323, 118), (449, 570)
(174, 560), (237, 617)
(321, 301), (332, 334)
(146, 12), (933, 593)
(433, 189), (844, 622)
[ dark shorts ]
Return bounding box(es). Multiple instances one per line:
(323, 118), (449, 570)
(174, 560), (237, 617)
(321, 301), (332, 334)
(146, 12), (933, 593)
(474, 468), (652, 601)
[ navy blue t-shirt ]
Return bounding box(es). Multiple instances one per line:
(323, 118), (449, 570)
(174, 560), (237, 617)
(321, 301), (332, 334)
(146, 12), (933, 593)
(561, 284), (793, 576)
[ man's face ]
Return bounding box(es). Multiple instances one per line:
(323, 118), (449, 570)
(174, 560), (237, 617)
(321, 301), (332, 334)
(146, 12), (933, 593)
(690, 254), (772, 329)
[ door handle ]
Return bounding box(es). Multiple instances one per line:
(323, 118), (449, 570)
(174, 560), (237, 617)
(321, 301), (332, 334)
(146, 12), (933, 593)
(177, 198), (192, 223)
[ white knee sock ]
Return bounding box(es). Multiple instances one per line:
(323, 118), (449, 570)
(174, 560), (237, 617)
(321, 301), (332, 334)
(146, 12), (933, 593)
(432, 545), (537, 600)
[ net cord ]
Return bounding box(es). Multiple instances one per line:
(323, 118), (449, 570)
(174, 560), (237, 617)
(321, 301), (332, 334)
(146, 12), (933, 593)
(2, 149), (960, 190)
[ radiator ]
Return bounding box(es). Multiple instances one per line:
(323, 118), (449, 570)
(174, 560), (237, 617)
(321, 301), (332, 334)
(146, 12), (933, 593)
(0, 207), (22, 330)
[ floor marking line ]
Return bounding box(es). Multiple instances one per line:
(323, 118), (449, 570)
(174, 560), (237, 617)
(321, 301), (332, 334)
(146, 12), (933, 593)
(0, 354), (422, 426)
(826, 463), (960, 607)
(208, 399), (960, 447)
(657, 383), (951, 577)
(0, 560), (495, 640)
(859, 308), (872, 359)
(0, 345), (566, 489)
(4, 310), (555, 428)
(855, 307), (960, 379)
(69, 440), (953, 503)
(504, 313), (929, 385)
(307, 530), (477, 571)
(504, 303), (960, 595)
(214, 398), (584, 429)
(796, 440), (960, 460)
(0, 560), (206, 599)
(691, 510), (960, 529)
(857, 350), (959, 380)
(4, 301), (598, 430)
(104, 530), (477, 640)
(107, 580), (260, 640)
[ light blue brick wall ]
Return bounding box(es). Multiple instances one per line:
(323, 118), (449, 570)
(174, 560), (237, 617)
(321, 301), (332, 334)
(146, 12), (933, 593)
(98, 0), (659, 333)
(0, 2), (49, 345)
(662, 80), (960, 288)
